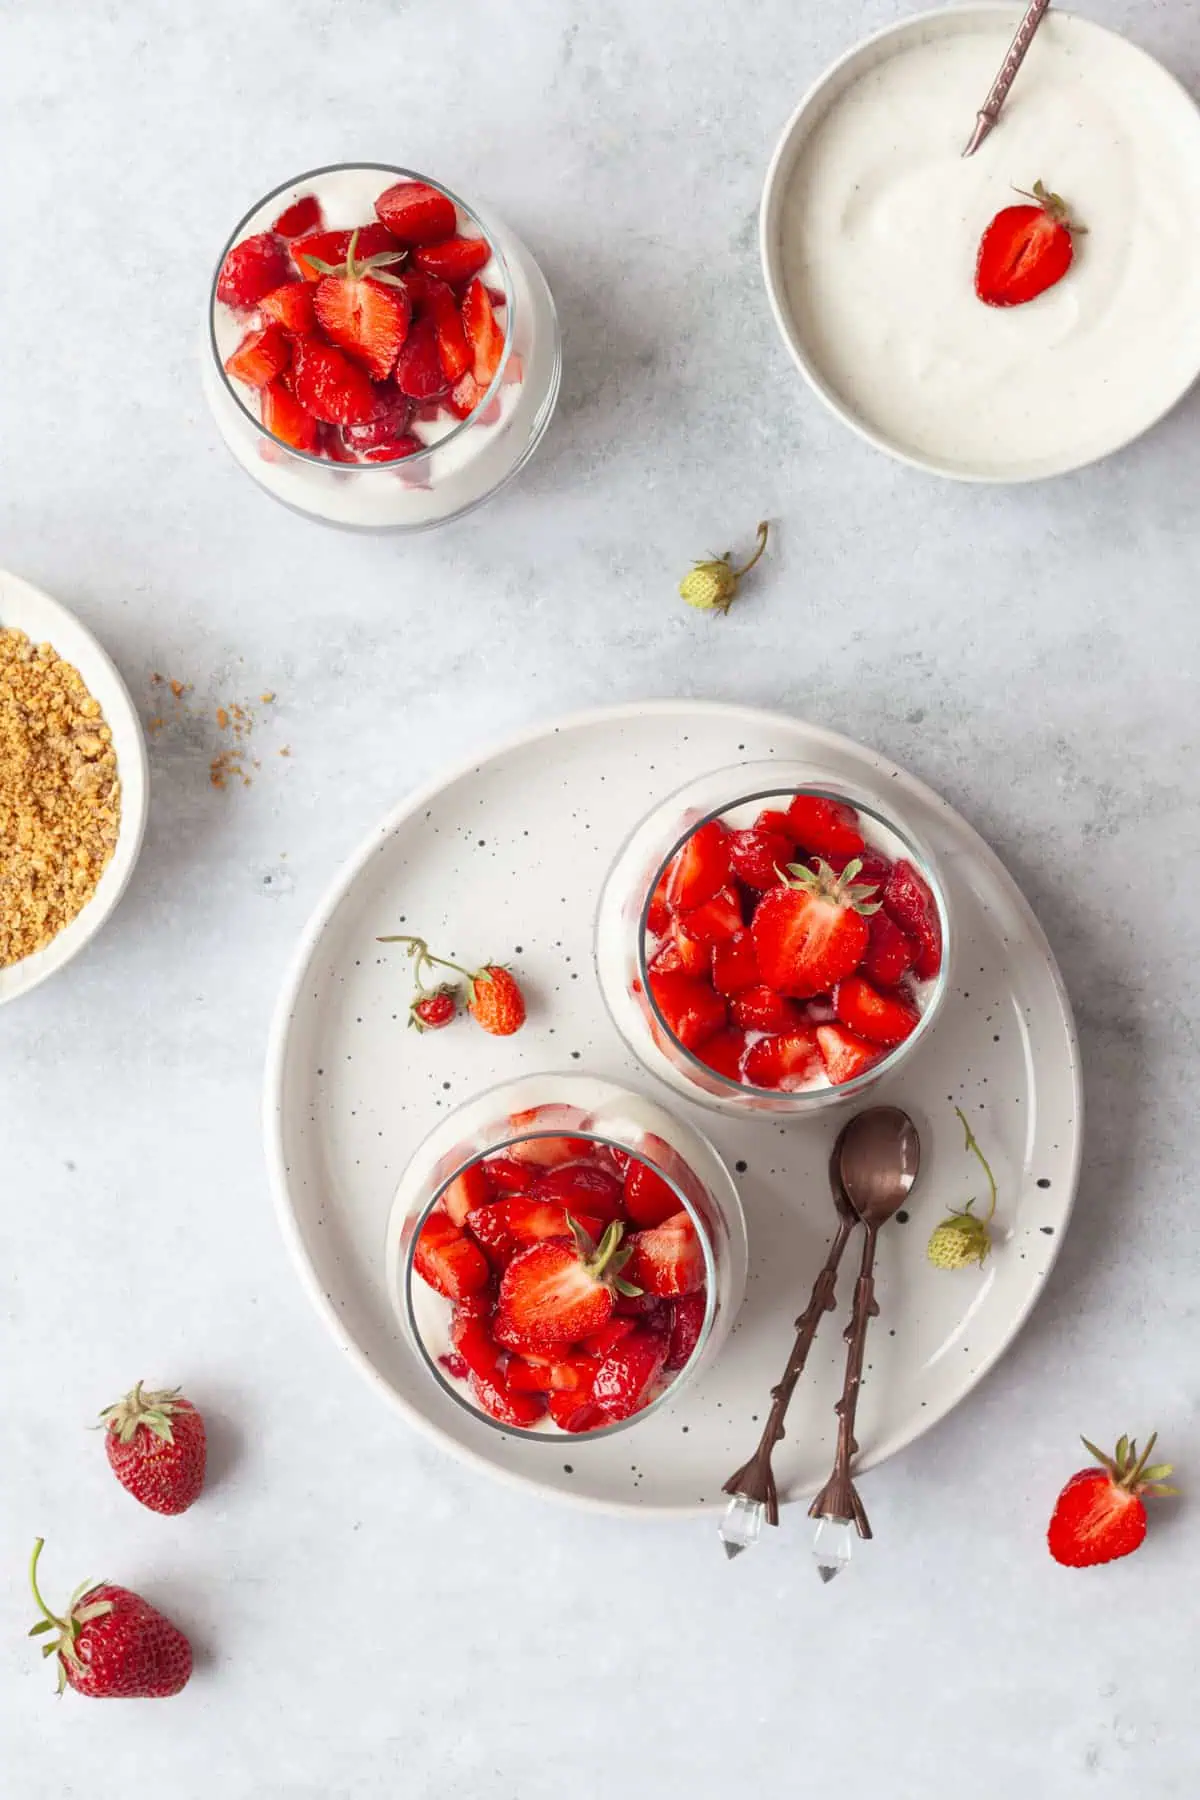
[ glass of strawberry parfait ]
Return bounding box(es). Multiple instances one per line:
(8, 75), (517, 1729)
(595, 763), (950, 1115)
(387, 1075), (748, 1439)
(203, 163), (561, 530)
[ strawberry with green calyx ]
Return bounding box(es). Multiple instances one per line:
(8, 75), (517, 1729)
(1048, 1434), (1179, 1568)
(99, 1383), (206, 1516)
(976, 181), (1085, 309)
(497, 1217), (642, 1352)
(751, 857), (881, 998)
(410, 984), (459, 1033)
(926, 1107), (998, 1270)
(378, 933), (526, 1037)
(679, 521), (769, 615)
(309, 228), (412, 381)
(28, 1539), (192, 1698)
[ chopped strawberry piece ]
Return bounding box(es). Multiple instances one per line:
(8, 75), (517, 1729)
(815, 1023), (880, 1086)
(314, 263), (411, 381)
(580, 1316), (637, 1357)
(413, 1211), (491, 1300)
(648, 937), (685, 977)
(679, 886), (743, 947)
(466, 1197), (602, 1268)
(450, 1306), (504, 1382)
(414, 235), (492, 285)
(260, 378), (318, 452)
(712, 929), (760, 994)
(591, 1329), (669, 1421)
(272, 194), (323, 238)
(548, 1391), (604, 1433)
(462, 278), (506, 386)
(506, 1355), (594, 1395)
(729, 825), (797, 891)
(447, 371), (483, 419)
(216, 231), (293, 308)
(341, 389), (414, 450)
(646, 870), (672, 936)
(882, 860), (942, 978)
(292, 223), (401, 281)
(755, 807), (795, 835)
(506, 1130), (592, 1169)
(664, 1292), (707, 1372)
(375, 180), (457, 245)
(697, 1028), (753, 1083)
(321, 425), (360, 464)
(818, 846), (892, 891)
(729, 984), (807, 1034)
(223, 323), (291, 389)
(666, 921), (713, 977)
(361, 437), (424, 462)
(481, 1154), (535, 1195)
(259, 282), (317, 334)
(442, 1161), (491, 1227)
(393, 315), (451, 401)
(291, 337), (379, 425)
(418, 277), (471, 382)
(437, 1352), (468, 1382)
(647, 969), (727, 1051)
(666, 820), (732, 912)
(834, 975), (920, 1047)
(623, 1159), (682, 1229)
(785, 794), (865, 859)
(861, 909), (916, 987)
(530, 1163), (624, 1222)
(743, 1028), (822, 1092)
(469, 1369), (546, 1427)
(626, 1212), (704, 1297)
(613, 1290), (667, 1321)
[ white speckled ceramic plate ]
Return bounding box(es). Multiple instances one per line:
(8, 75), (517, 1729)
(0, 569), (148, 1005)
(264, 702), (1081, 1517)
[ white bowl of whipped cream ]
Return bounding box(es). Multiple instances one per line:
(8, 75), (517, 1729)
(760, 5), (1200, 482)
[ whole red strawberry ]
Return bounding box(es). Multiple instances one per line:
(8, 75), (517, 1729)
(28, 1539), (192, 1698)
(99, 1383), (207, 1516)
(468, 966), (526, 1036)
(410, 984), (458, 1032)
(1048, 1433), (1177, 1568)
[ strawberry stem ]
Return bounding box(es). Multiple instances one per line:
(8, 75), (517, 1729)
(731, 521), (769, 579)
(28, 1539), (61, 1629)
(378, 933), (476, 987)
(955, 1106), (998, 1223)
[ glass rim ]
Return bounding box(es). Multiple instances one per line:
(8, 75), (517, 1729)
(401, 1124), (720, 1445)
(635, 781), (952, 1105)
(207, 161), (517, 470)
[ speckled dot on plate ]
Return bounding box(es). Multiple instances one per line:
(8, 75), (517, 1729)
(264, 701), (1081, 1516)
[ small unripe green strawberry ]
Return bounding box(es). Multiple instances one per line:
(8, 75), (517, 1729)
(679, 521), (769, 614)
(927, 1211), (992, 1270)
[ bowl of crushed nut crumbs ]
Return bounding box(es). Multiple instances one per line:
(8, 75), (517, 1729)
(0, 570), (148, 1004)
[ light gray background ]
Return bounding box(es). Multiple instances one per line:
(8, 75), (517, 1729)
(2, 2), (1197, 1795)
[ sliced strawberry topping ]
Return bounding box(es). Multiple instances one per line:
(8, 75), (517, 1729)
(292, 223), (401, 281)
(861, 910), (916, 988)
(223, 324), (291, 389)
(548, 1391), (605, 1433)
(697, 1028), (753, 1083)
(462, 278), (506, 386)
(414, 236), (492, 286)
(665, 820), (732, 912)
(580, 1316), (638, 1358)
(647, 969), (727, 1051)
(646, 871), (673, 936)
(260, 378), (318, 452)
(313, 232), (412, 381)
(729, 824), (796, 891)
(785, 794), (865, 859)
(711, 929), (760, 994)
(729, 984), (807, 1034)
(341, 389), (414, 451)
(259, 282), (317, 335)
(529, 1163), (624, 1222)
(591, 1329), (669, 1421)
(375, 180), (457, 245)
(679, 886), (743, 947)
(442, 1161), (491, 1227)
(976, 183), (1079, 308)
(360, 437), (424, 462)
(664, 921), (713, 977)
(626, 1212), (704, 1298)
(815, 1023), (879, 1086)
(480, 1154), (535, 1195)
(743, 1028), (822, 1092)
(664, 1292), (707, 1372)
(217, 232), (293, 309)
(413, 1211), (491, 1300)
(834, 975), (920, 1047)
(447, 371), (483, 419)
(393, 315), (451, 400)
(751, 859), (878, 997)
(506, 1354), (594, 1395)
(450, 1304), (504, 1382)
(469, 1369), (546, 1427)
(272, 194), (323, 238)
(882, 860), (942, 978)
(291, 337), (379, 425)
(466, 1198), (602, 1267)
(623, 1158), (682, 1229)
(496, 1220), (635, 1352)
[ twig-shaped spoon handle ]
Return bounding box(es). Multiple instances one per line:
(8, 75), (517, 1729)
(963, 0), (1052, 157)
(808, 1225), (880, 1538)
(722, 1214), (857, 1525)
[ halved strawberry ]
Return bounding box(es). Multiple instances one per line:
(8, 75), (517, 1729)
(393, 315), (451, 400)
(664, 1292), (707, 1372)
(462, 278), (505, 386)
(647, 969), (727, 1051)
(625, 1212), (704, 1297)
(698, 1028), (753, 1083)
(530, 1163), (624, 1221)
(223, 323), (291, 389)
(549, 1391), (604, 1433)
(834, 975), (920, 1047)
(413, 1211), (491, 1300)
(312, 229), (412, 380)
(291, 337), (379, 425)
(496, 1219), (637, 1352)
(623, 1158), (681, 1229)
(481, 1154), (535, 1195)
(666, 820), (732, 912)
(815, 1023), (879, 1086)
(292, 223), (401, 281)
(882, 860), (942, 978)
(414, 236), (492, 286)
(743, 1028), (822, 1091)
(591, 1329), (669, 1421)
(976, 182), (1080, 308)
(443, 1161), (491, 1227)
(729, 824), (796, 891)
(217, 231), (293, 308)
(272, 194), (323, 238)
(342, 390), (414, 451)
(375, 180), (457, 245)
(446, 372), (483, 419)
(751, 858), (879, 997)
(861, 909), (916, 988)
(786, 794), (866, 859)
(469, 1369), (546, 1427)
(712, 929), (759, 994)
(260, 378), (318, 452)
(259, 282), (317, 334)
(679, 886), (743, 947)
(729, 984), (807, 1034)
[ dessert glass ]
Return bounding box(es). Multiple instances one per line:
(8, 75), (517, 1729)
(594, 761), (951, 1116)
(387, 1073), (748, 1442)
(202, 162), (561, 530)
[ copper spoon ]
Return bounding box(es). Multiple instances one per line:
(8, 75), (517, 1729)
(718, 1124), (862, 1558)
(808, 1106), (920, 1580)
(962, 0), (1052, 157)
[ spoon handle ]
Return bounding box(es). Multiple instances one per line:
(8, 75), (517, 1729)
(722, 1216), (857, 1525)
(808, 1225), (879, 1538)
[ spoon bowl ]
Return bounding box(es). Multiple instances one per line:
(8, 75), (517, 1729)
(836, 1105), (920, 1228)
